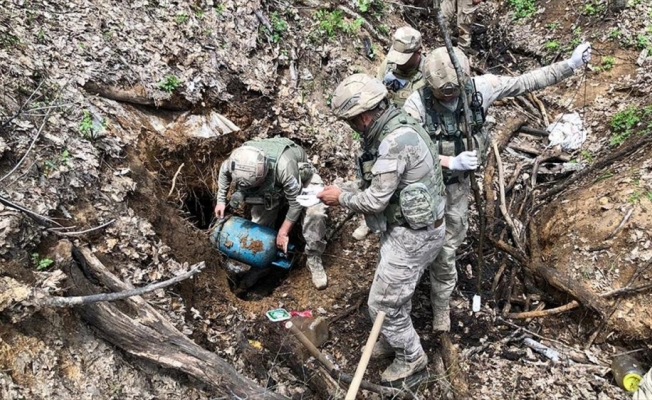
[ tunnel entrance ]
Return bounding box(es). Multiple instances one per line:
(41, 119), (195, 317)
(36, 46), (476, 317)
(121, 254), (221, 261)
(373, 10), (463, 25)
(183, 188), (216, 230)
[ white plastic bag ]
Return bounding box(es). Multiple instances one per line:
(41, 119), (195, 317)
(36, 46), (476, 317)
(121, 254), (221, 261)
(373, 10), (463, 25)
(546, 112), (586, 151)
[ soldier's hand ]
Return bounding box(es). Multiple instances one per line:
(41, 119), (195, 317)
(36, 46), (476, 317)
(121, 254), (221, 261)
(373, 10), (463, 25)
(317, 185), (342, 206)
(276, 231), (289, 253)
(214, 203), (226, 219)
(450, 150), (478, 171)
(568, 42), (592, 70)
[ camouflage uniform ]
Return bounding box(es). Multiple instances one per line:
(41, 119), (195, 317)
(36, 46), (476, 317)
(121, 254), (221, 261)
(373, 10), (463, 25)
(376, 27), (427, 108)
(338, 106), (446, 366)
(404, 53), (577, 328)
(216, 138), (327, 265)
(634, 368), (652, 400)
(441, 0), (479, 51)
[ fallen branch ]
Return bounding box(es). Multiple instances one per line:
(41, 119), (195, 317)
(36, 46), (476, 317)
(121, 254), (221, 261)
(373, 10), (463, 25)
(336, 5), (390, 46)
(168, 163), (185, 197)
(603, 207), (633, 241)
(0, 105), (53, 184)
(493, 141), (525, 251)
(254, 9), (274, 34)
(43, 261), (204, 307)
(542, 133), (652, 200)
(0, 194), (63, 227)
(439, 333), (470, 399)
(47, 219), (116, 237)
(70, 247), (286, 399)
(83, 81), (190, 110)
(519, 126), (549, 136)
(528, 93), (549, 126)
(507, 301), (579, 319)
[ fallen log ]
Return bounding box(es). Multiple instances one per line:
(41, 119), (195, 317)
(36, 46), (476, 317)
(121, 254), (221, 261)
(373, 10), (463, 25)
(83, 81), (191, 111)
(439, 333), (469, 399)
(69, 246), (286, 399)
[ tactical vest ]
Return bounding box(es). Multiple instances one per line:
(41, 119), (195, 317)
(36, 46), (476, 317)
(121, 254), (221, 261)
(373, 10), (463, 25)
(418, 80), (488, 184)
(360, 111), (446, 229)
(239, 137), (297, 210)
(383, 59), (427, 108)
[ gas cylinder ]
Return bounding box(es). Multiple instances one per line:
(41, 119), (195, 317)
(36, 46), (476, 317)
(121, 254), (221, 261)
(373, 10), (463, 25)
(210, 216), (294, 269)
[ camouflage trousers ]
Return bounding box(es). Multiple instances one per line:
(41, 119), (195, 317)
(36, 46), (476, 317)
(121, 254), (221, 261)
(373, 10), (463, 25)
(429, 177), (469, 310)
(441, 0), (478, 51)
(634, 368), (652, 400)
(368, 223), (445, 362)
(251, 173), (327, 256)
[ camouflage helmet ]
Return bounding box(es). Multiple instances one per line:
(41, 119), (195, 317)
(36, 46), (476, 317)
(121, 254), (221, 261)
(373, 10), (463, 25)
(424, 47), (470, 90)
(228, 145), (268, 188)
(331, 73), (388, 120)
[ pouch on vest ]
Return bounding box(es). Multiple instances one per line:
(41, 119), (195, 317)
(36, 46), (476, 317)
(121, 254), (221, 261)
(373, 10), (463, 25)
(399, 182), (438, 230)
(297, 162), (314, 185)
(357, 152), (376, 183)
(364, 213), (387, 233)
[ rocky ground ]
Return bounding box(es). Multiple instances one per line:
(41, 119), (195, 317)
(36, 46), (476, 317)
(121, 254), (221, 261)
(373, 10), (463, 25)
(1, 0), (651, 399)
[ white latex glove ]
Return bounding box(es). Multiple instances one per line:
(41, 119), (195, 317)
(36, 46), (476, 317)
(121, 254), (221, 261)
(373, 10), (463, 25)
(568, 42), (592, 70)
(449, 150), (478, 171)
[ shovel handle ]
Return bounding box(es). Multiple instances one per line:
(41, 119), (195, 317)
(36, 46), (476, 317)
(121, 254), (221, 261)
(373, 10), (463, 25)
(345, 311), (386, 400)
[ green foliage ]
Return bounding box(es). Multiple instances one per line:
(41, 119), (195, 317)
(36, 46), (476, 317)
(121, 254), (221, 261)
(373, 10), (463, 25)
(268, 11), (289, 43)
(580, 149), (594, 163)
(646, 192), (652, 202)
(628, 190), (642, 203)
(175, 13), (189, 24)
(636, 34), (650, 50)
(608, 106), (652, 146)
(352, 131), (361, 140)
(157, 75), (181, 93)
(0, 32), (20, 48)
(507, 0), (536, 19)
(214, 3), (225, 14)
(544, 40), (560, 51)
(355, 0), (385, 14)
(595, 172), (613, 182)
(313, 10), (363, 39)
(607, 28), (622, 41)
(546, 22), (559, 30)
(60, 149), (71, 165)
(79, 110), (107, 139)
(79, 110), (94, 138)
(570, 27), (582, 48)
(601, 56), (615, 70)
(582, 0), (605, 16)
(32, 253), (54, 270)
(377, 24), (390, 35)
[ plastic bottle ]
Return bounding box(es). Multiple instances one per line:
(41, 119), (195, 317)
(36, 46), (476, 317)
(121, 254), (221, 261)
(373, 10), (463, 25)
(611, 354), (645, 392)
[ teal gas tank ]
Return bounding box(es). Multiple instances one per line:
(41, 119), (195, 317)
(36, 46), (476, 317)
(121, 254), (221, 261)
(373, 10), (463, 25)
(210, 216), (294, 269)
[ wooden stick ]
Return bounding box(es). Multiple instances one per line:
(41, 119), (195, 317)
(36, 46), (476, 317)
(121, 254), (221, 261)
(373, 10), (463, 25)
(345, 311), (385, 400)
(604, 207), (633, 240)
(47, 219), (116, 237)
(493, 141), (525, 251)
(285, 321), (337, 373)
(528, 93), (549, 126)
(507, 301), (579, 319)
(44, 262), (205, 307)
(439, 333), (470, 399)
(168, 163), (185, 197)
(520, 126), (549, 136)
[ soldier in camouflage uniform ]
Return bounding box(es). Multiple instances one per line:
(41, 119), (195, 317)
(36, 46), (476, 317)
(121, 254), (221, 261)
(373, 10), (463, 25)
(317, 74), (478, 383)
(403, 42), (593, 331)
(214, 138), (328, 289)
(634, 368), (652, 400)
(441, 0), (482, 52)
(350, 26), (429, 242)
(376, 26), (427, 109)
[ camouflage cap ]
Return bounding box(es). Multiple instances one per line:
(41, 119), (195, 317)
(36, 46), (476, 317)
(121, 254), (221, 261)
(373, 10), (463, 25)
(387, 26), (422, 65)
(229, 145), (269, 188)
(424, 47), (470, 90)
(332, 73), (387, 120)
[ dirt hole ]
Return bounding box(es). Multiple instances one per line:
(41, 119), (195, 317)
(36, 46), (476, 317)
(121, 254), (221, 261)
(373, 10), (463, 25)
(183, 187), (216, 230)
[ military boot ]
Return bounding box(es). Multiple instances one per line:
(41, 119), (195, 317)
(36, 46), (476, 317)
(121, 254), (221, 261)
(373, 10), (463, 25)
(369, 336), (394, 360)
(307, 256), (327, 290)
(432, 305), (451, 332)
(352, 221), (370, 241)
(381, 353), (428, 383)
